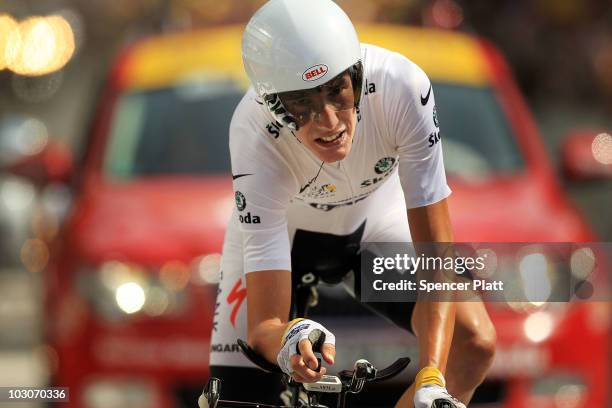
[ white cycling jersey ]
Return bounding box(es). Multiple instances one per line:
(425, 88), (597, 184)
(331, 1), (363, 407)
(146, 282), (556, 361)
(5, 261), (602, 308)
(210, 44), (450, 367)
(231, 44), (450, 273)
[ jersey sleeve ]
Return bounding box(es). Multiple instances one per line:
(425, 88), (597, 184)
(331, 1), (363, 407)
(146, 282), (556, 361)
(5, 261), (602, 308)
(382, 52), (451, 209)
(229, 93), (299, 273)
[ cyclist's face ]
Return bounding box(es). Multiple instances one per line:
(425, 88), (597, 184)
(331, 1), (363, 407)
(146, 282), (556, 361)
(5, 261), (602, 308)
(280, 73), (357, 163)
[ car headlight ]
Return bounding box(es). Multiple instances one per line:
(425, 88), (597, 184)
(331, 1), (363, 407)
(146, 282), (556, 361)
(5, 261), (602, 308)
(530, 374), (586, 407)
(83, 379), (156, 408)
(76, 260), (189, 320)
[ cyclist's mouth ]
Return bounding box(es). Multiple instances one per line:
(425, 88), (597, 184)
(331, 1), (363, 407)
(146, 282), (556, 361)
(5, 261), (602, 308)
(316, 130), (346, 147)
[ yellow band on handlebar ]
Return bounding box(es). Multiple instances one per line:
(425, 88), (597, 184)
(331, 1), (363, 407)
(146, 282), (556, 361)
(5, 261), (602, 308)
(415, 366), (445, 388)
(280, 318), (306, 346)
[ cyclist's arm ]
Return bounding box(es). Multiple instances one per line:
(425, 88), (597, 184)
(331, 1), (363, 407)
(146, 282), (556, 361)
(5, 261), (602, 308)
(408, 198), (456, 372)
(246, 269), (331, 382)
(245, 269), (292, 363)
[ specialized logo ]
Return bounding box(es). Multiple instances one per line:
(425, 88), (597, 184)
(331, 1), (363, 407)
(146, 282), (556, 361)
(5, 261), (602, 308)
(232, 173), (252, 180)
(235, 191), (246, 211)
(428, 130), (441, 147)
(266, 121), (282, 139)
(227, 278), (247, 328)
(374, 157), (396, 174)
(421, 83), (432, 106)
(433, 105), (439, 127)
(302, 64), (328, 81)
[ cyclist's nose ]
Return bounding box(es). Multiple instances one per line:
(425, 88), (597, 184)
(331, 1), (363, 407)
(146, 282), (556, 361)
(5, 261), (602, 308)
(313, 103), (340, 130)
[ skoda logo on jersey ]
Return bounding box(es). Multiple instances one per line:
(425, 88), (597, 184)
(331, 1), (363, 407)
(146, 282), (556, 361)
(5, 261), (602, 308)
(374, 157), (396, 174)
(433, 105), (439, 128)
(302, 64), (328, 81)
(235, 191), (246, 212)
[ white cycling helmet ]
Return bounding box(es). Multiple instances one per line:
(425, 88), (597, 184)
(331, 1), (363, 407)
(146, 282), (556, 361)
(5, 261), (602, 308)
(242, 0), (363, 130)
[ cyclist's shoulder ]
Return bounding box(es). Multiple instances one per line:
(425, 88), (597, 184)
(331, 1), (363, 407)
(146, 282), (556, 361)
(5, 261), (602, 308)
(231, 87), (272, 131)
(361, 43), (430, 111)
(230, 87), (286, 154)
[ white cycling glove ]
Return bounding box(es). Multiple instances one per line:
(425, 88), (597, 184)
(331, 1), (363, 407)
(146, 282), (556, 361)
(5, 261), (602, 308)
(277, 318), (335, 376)
(413, 367), (466, 408)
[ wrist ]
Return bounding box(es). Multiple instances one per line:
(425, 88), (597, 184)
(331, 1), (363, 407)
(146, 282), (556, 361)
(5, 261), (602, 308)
(415, 366), (445, 389)
(280, 318), (306, 345)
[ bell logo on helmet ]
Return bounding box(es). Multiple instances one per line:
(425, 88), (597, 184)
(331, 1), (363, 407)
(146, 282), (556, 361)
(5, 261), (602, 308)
(303, 64), (329, 81)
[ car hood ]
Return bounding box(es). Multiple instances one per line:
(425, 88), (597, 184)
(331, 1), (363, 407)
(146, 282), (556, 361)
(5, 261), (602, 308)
(69, 173), (592, 264)
(448, 173), (592, 241)
(70, 176), (234, 264)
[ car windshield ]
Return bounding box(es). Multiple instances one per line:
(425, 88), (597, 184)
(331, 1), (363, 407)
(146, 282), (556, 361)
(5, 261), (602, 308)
(103, 79), (243, 179)
(103, 81), (523, 179)
(434, 83), (524, 178)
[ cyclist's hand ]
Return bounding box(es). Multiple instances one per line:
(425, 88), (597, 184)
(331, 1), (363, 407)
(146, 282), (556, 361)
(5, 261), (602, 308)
(277, 318), (336, 383)
(413, 367), (465, 408)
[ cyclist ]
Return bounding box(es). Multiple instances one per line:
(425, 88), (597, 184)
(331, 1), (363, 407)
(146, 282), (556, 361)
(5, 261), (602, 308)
(210, 0), (496, 407)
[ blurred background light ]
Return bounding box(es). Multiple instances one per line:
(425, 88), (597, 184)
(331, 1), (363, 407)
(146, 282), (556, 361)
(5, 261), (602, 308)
(0, 14), (19, 70)
(143, 286), (170, 317)
(56, 9), (86, 54)
(7, 15), (75, 77)
(19, 238), (49, 273)
(591, 132), (611, 165)
(0, 179), (35, 213)
(115, 282), (146, 314)
(83, 380), (153, 408)
(570, 247), (596, 280)
(519, 252), (553, 304)
(194, 253), (221, 284)
(473, 248), (497, 279)
(429, 0), (463, 29)
(524, 311), (554, 343)
(159, 260), (190, 292)
(554, 384), (585, 408)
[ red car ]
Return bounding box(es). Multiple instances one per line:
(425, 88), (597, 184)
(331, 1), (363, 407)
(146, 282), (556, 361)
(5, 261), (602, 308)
(10, 25), (609, 407)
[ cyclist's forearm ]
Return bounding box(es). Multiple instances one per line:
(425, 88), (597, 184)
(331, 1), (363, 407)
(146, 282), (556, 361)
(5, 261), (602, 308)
(245, 269), (292, 364)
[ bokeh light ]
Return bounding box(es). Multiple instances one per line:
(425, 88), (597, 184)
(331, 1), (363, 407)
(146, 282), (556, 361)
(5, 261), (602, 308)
(570, 247), (596, 280)
(6, 15), (75, 76)
(0, 14), (19, 70)
(591, 132), (611, 165)
(194, 253), (222, 284)
(143, 287), (170, 317)
(519, 252), (552, 304)
(159, 261), (190, 292)
(524, 311), (554, 343)
(20, 238), (50, 273)
(0, 179), (36, 213)
(115, 282), (146, 314)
